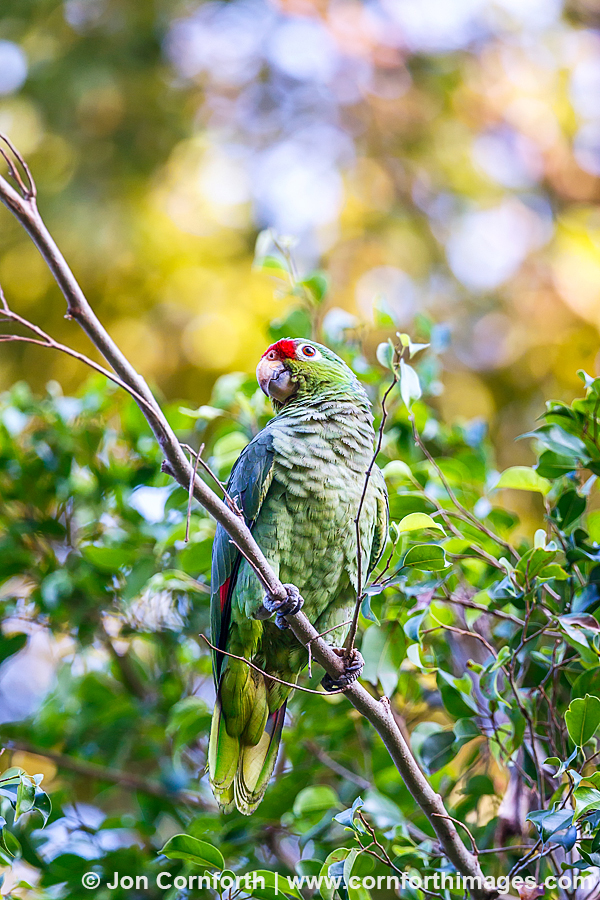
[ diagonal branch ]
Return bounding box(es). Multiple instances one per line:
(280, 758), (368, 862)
(0, 134), (494, 900)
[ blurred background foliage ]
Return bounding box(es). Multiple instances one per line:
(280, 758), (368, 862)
(3, 0), (600, 467)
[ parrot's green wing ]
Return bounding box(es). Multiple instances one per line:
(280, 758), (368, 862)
(210, 427), (275, 685)
(209, 427), (284, 814)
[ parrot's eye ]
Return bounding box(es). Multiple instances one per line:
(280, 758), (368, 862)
(267, 350), (277, 360)
(300, 345), (317, 358)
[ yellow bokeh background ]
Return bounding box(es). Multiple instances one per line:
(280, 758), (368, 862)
(1, 0), (600, 471)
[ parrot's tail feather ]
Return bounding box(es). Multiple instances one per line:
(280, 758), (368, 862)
(234, 703), (287, 816)
(208, 696), (239, 812)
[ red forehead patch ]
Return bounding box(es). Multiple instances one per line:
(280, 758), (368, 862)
(262, 339), (296, 359)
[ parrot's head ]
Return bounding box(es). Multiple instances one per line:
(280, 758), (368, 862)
(256, 338), (362, 409)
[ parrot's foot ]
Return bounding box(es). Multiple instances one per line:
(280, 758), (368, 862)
(261, 584), (304, 630)
(321, 648), (364, 692)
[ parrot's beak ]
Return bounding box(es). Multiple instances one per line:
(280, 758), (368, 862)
(256, 357), (296, 403)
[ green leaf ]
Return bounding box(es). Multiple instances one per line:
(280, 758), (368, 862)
(166, 697), (211, 751)
(295, 860), (322, 878)
(344, 849), (373, 900)
(360, 593), (380, 625)
(566, 694), (600, 746)
(403, 544), (449, 571)
(490, 645), (512, 671)
(382, 460), (412, 481)
(545, 748), (578, 777)
(453, 718), (481, 749)
(556, 490), (586, 529)
(558, 615), (600, 662)
(300, 272), (328, 303)
(538, 564), (569, 580)
(293, 785), (339, 817)
(362, 790), (404, 827)
(0, 768), (25, 785)
(397, 333), (430, 358)
(254, 228), (274, 259)
(1, 828), (21, 860)
(179, 403), (223, 421)
(589, 510), (600, 544)
(180, 539), (213, 575)
(437, 671), (478, 719)
(32, 789), (52, 825)
(253, 255), (289, 278)
(246, 871), (303, 900)
(160, 834), (224, 869)
(495, 467), (551, 495)
(334, 796), (364, 829)
(82, 545), (136, 572)
(515, 547), (557, 584)
(527, 424), (588, 459)
(419, 730), (455, 774)
(404, 612), (425, 643)
(527, 807), (574, 844)
(396, 513), (445, 534)
(360, 623), (404, 694)
(0, 634), (27, 665)
(399, 358), (421, 409)
(376, 340), (395, 371)
(319, 850), (350, 900)
(574, 786), (600, 820)
(15, 776), (35, 821)
(536, 451), (578, 479)
(572, 668), (600, 701)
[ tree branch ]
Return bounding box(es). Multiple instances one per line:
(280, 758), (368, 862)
(0, 135), (494, 900)
(346, 361), (398, 654)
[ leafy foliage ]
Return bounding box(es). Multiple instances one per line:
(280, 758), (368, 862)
(4, 260), (600, 897)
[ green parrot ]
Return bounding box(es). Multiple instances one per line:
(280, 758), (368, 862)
(208, 338), (388, 814)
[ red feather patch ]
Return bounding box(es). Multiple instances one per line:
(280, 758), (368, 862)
(220, 578), (231, 611)
(262, 339), (296, 360)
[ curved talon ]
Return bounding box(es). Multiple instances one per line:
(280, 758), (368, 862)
(321, 648), (364, 692)
(261, 584), (304, 630)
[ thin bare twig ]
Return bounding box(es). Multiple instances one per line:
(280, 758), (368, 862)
(199, 633), (347, 695)
(478, 845), (533, 855)
(432, 814), (479, 856)
(180, 442), (242, 517)
(185, 444), (204, 543)
(356, 810), (405, 874)
(410, 415), (519, 561)
(372, 531), (400, 585)
(0, 134), (35, 200)
(304, 741), (371, 789)
(346, 361), (398, 655)
(0, 294), (158, 419)
(440, 589), (525, 627)
(424, 614), (498, 659)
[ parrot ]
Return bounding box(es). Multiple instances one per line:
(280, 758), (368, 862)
(208, 337), (389, 814)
